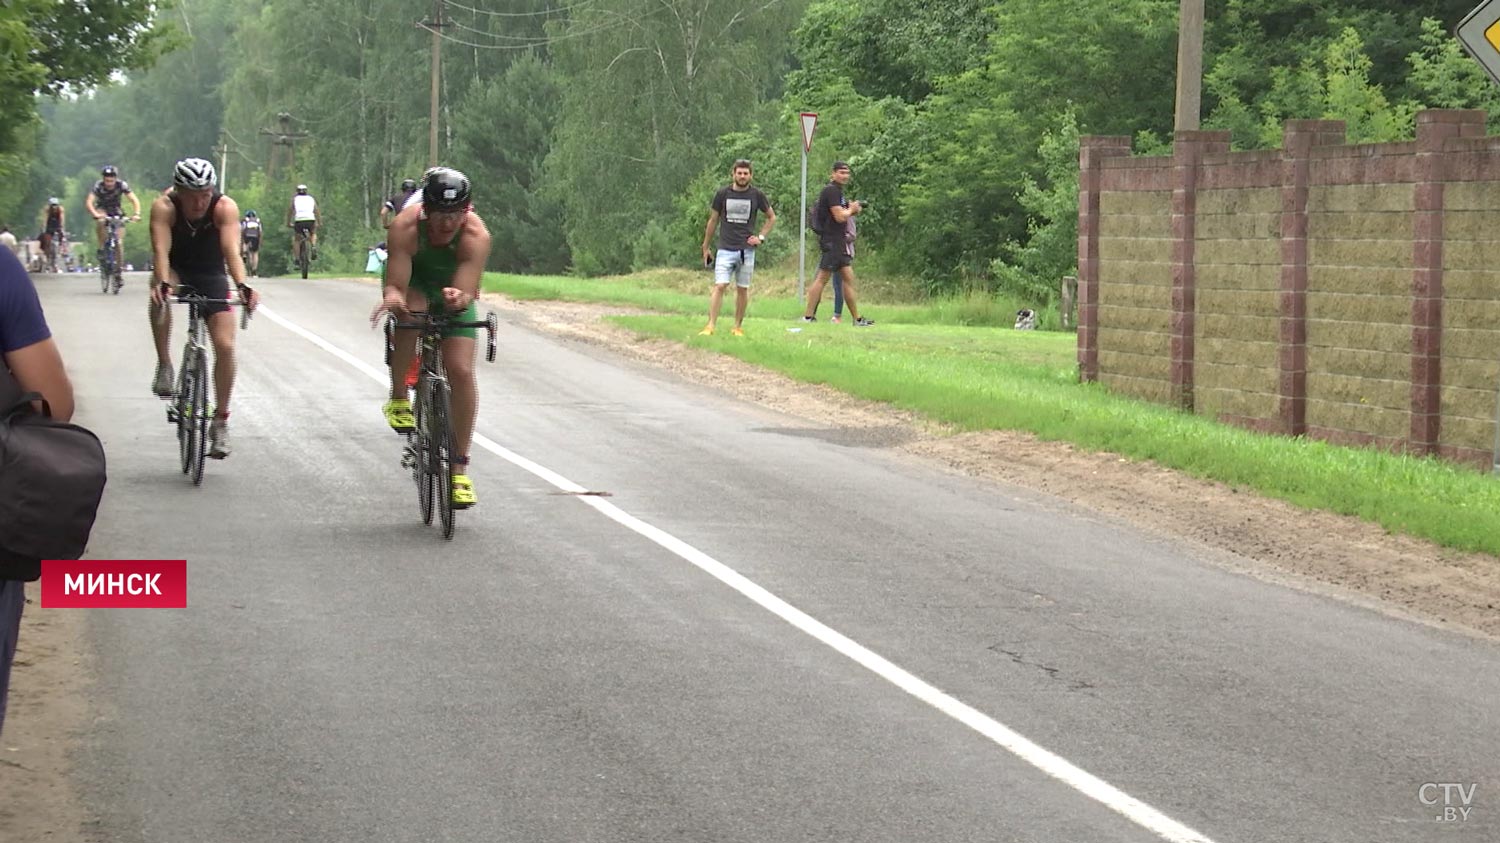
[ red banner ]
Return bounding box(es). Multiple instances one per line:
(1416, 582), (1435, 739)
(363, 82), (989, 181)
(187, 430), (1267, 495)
(40, 560), (188, 609)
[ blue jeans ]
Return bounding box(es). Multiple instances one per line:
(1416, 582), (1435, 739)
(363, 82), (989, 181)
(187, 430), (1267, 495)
(0, 579), (25, 736)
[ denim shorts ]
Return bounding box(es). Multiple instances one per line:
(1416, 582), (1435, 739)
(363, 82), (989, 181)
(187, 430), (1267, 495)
(713, 248), (756, 288)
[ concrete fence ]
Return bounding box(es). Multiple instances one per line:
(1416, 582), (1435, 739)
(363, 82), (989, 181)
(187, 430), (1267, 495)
(1077, 109), (1500, 470)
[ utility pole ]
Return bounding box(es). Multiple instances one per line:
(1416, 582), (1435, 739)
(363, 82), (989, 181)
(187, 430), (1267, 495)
(214, 132), (229, 193)
(257, 112), (311, 178)
(421, 0), (447, 167)
(1174, 0), (1204, 131)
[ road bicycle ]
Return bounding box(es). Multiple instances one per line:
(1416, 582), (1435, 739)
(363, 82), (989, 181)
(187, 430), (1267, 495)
(384, 309), (498, 539)
(162, 292), (252, 486)
(43, 232), (64, 273)
(292, 226), (313, 279)
(99, 216), (127, 294)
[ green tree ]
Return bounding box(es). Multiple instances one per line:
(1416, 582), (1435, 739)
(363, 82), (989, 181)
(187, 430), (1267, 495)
(547, 0), (808, 274)
(449, 55), (569, 274)
(991, 110), (1081, 306)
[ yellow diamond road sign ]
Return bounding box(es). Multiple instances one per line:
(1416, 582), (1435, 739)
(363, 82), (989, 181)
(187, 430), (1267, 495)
(1457, 0), (1500, 86)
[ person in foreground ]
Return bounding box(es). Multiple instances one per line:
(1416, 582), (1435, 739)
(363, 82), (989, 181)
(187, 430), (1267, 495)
(0, 246), (74, 735)
(373, 167), (492, 509)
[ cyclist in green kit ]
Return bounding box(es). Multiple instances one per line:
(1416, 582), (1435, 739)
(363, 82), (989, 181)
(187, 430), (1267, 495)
(372, 167), (492, 508)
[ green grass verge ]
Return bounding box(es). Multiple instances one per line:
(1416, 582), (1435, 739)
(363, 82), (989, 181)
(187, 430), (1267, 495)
(480, 270), (1500, 556)
(483, 270), (1054, 328)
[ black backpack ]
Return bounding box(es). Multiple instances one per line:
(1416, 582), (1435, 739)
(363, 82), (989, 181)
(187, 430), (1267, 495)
(806, 202), (825, 235)
(0, 368), (107, 580)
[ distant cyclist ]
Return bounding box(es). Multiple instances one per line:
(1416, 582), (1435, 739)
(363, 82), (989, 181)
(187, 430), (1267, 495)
(40, 198), (65, 272)
(85, 165), (142, 268)
(240, 210), (263, 276)
(373, 167), (492, 509)
(380, 178), (418, 229)
(285, 184), (320, 267)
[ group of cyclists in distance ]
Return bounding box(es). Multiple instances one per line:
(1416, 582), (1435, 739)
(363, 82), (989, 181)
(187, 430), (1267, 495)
(31, 160), (489, 508)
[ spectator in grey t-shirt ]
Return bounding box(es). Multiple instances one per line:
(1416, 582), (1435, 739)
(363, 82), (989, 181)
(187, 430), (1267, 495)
(698, 159), (775, 336)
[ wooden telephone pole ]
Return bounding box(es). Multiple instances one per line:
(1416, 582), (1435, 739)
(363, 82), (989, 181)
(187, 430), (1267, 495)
(258, 112), (311, 178)
(420, 0), (448, 166)
(213, 133), (229, 193)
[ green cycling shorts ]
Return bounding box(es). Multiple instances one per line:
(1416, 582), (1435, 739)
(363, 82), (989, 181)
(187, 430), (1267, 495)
(412, 281), (478, 339)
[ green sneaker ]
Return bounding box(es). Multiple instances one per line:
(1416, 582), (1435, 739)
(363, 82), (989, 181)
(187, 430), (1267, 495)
(383, 398), (415, 432)
(451, 474), (476, 508)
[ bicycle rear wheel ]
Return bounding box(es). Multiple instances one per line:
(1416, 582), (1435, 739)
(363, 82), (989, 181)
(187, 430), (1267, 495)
(298, 238), (310, 279)
(428, 379), (456, 540)
(190, 348), (209, 485)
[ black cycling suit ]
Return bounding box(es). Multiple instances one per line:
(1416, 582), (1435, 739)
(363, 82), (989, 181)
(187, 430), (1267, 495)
(91, 179), (132, 217)
(168, 191), (232, 316)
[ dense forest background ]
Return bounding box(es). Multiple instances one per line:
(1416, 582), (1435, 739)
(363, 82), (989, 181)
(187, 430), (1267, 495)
(4, 0), (1499, 302)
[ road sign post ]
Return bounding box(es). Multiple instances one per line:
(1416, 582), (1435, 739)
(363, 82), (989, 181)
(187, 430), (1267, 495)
(1456, 0), (1500, 86)
(799, 112), (817, 304)
(1460, 2), (1500, 471)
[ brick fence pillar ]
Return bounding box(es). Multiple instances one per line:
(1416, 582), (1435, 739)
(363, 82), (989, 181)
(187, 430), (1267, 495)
(1411, 109), (1487, 455)
(1278, 120), (1344, 435)
(1077, 136), (1132, 383)
(1170, 130), (1231, 411)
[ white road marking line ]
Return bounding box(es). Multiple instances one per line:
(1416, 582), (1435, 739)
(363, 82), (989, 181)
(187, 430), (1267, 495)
(260, 303), (1219, 843)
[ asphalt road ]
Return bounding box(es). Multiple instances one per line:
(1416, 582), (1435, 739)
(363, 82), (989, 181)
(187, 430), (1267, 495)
(28, 271), (1500, 842)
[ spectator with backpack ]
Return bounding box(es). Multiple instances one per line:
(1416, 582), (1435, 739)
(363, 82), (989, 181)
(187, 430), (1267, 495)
(0, 246), (104, 735)
(800, 161), (873, 326)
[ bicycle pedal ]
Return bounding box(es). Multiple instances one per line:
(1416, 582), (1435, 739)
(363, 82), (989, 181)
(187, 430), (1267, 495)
(166, 408), (178, 423)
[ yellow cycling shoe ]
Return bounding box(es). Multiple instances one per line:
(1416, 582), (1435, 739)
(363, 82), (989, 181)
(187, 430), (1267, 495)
(451, 474), (477, 509)
(383, 398), (415, 432)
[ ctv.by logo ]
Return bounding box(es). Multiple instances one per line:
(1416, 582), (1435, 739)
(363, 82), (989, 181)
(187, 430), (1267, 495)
(1420, 783), (1476, 822)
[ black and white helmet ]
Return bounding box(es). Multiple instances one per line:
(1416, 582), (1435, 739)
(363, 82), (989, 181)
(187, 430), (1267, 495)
(422, 167), (471, 211)
(173, 157), (217, 190)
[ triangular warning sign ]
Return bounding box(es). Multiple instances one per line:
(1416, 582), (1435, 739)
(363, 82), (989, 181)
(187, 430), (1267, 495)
(800, 112), (818, 153)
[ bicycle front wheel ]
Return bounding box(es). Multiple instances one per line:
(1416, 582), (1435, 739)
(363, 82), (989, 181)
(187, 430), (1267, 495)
(177, 364), (195, 474)
(428, 379), (456, 540)
(415, 375), (435, 526)
(189, 348), (209, 486)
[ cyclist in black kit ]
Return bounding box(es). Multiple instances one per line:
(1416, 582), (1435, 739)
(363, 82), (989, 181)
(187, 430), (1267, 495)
(380, 178), (419, 229)
(147, 158), (259, 459)
(86, 165), (143, 268)
(39, 198), (66, 272)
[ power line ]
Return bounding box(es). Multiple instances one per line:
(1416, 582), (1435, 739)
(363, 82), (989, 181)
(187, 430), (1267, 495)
(445, 16), (560, 42)
(419, 6), (665, 51)
(441, 0), (593, 18)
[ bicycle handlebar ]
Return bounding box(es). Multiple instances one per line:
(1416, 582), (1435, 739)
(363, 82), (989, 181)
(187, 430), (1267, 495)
(389, 310), (499, 363)
(170, 293), (255, 330)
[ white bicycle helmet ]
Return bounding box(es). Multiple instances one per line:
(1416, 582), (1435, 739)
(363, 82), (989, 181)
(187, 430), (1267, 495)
(173, 157), (217, 190)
